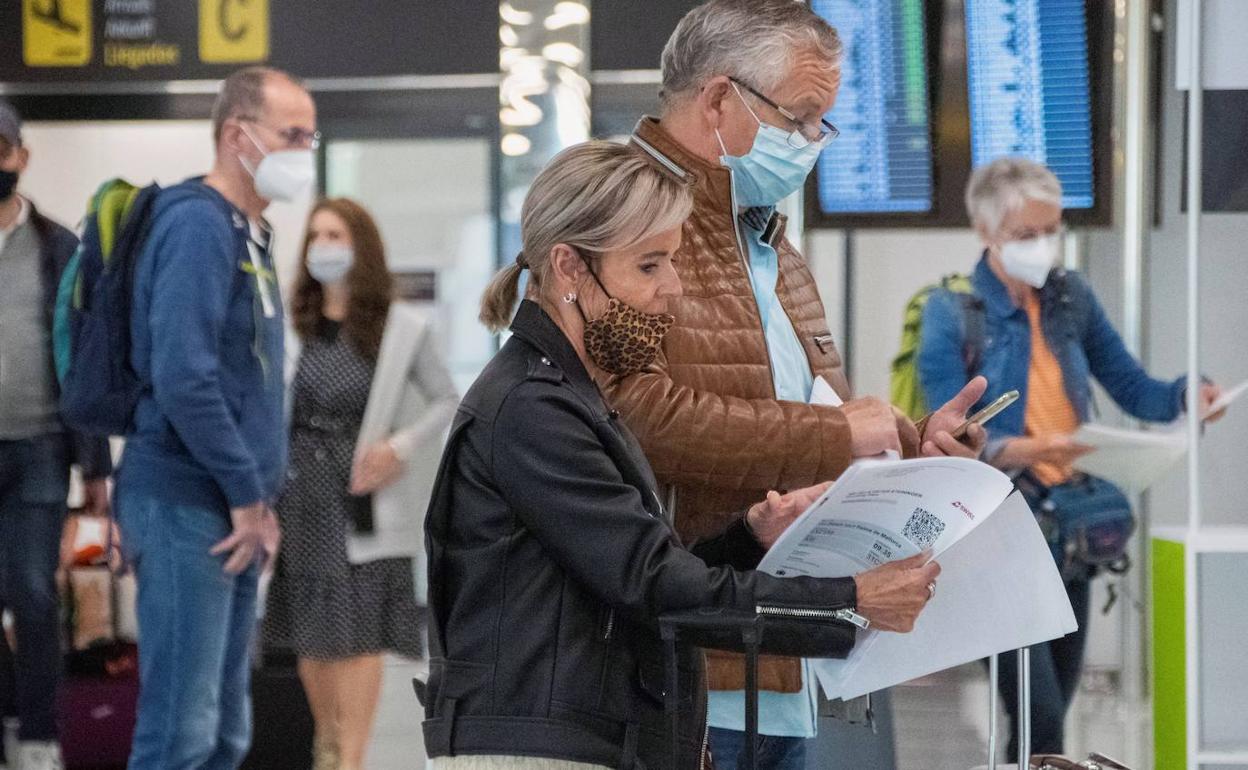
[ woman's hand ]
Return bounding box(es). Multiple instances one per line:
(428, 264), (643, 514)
(350, 440), (405, 495)
(852, 551), (941, 632)
(995, 434), (1094, 469)
(745, 481), (833, 549)
(1200, 382), (1228, 423)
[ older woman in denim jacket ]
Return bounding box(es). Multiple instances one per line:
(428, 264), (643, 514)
(917, 157), (1225, 758)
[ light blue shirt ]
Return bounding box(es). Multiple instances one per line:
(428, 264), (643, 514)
(706, 207), (819, 738)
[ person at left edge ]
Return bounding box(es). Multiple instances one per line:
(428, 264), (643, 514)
(0, 98), (112, 770)
(113, 67), (316, 770)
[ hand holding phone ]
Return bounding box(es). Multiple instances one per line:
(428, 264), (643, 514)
(950, 390), (1019, 441)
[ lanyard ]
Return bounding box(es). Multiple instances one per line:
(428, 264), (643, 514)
(243, 225), (277, 319)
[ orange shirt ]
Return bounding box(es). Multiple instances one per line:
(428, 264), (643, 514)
(1022, 291), (1080, 485)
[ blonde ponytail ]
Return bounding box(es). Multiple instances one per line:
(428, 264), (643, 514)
(478, 262), (525, 332)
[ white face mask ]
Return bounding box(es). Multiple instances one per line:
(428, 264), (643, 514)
(998, 231), (1062, 289)
(240, 125), (315, 203)
(306, 243), (354, 284)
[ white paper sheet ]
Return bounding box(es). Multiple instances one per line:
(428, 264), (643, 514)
(1071, 423), (1188, 494)
(812, 493), (1078, 701)
(810, 375), (843, 407)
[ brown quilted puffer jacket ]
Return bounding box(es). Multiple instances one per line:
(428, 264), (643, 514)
(599, 118), (918, 695)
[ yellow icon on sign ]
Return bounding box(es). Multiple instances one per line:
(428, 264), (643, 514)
(199, 0), (270, 64)
(23, 0), (92, 67)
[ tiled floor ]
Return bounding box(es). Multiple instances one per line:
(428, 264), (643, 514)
(368, 657), (429, 769)
(363, 658), (1145, 770)
(890, 663), (1143, 770)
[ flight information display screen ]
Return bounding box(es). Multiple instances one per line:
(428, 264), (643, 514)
(811, 0), (934, 215)
(965, 0), (1096, 209)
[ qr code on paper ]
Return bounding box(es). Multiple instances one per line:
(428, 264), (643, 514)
(902, 507), (945, 550)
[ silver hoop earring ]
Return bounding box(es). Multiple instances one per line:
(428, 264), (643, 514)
(562, 292), (578, 304)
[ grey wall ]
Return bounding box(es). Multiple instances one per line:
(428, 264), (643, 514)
(1136, 0), (1248, 529)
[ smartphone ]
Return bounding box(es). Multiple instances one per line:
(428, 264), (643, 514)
(950, 390), (1019, 440)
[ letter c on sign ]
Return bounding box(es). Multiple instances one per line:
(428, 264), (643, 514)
(218, 0), (248, 41)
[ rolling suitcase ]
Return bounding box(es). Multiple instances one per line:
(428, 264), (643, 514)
(980, 647), (1136, 770)
(981, 649), (1032, 770)
(658, 607), (854, 770)
(58, 665), (138, 770)
(659, 609), (766, 770)
(59, 537), (139, 770)
(978, 650), (1135, 770)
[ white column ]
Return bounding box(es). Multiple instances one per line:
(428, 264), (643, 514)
(1182, 1), (1203, 767)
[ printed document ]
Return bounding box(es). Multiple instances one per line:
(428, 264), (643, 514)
(757, 457), (1012, 578)
(756, 457), (1076, 700)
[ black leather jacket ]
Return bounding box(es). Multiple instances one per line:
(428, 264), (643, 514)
(422, 301), (858, 769)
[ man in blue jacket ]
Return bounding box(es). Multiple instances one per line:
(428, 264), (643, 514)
(114, 67), (316, 770)
(0, 99), (113, 770)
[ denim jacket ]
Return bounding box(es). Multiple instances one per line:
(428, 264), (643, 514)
(918, 255), (1187, 461)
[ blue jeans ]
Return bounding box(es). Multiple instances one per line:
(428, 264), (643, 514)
(708, 727), (808, 770)
(997, 577), (1092, 756)
(115, 489), (259, 770)
(0, 433), (70, 742)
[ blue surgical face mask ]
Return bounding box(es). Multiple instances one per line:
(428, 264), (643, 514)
(717, 83), (823, 208)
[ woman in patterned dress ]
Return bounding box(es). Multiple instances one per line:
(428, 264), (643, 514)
(264, 198), (458, 770)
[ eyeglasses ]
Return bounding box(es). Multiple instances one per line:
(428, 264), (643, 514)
(729, 76), (839, 150)
(239, 117), (321, 150)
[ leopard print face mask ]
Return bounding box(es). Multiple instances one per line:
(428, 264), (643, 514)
(581, 297), (674, 377)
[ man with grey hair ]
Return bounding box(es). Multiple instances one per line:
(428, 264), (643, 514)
(113, 67), (315, 769)
(603, 1), (988, 766)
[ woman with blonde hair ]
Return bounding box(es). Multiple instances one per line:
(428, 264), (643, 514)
(421, 141), (940, 769)
(265, 198), (458, 770)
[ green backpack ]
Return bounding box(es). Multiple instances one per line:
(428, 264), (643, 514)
(889, 274), (985, 421)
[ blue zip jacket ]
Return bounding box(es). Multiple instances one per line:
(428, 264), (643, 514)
(918, 255), (1187, 460)
(119, 178), (285, 510)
